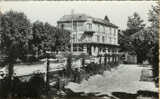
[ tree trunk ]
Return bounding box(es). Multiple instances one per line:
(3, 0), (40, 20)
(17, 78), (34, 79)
(8, 57), (14, 80)
(104, 55), (107, 65)
(82, 58), (85, 67)
(6, 57), (15, 98)
(8, 63), (13, 80)
(46, 56), (50, 98)
(137, 54), (143, 64)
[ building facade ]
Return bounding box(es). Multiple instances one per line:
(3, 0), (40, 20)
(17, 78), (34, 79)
(57, 14), (119, 56)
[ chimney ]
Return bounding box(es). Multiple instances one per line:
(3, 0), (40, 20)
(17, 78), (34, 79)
(104, 15), (110, 22)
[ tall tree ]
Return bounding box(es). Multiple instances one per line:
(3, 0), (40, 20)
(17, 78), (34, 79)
(118, 30), (133, 52)
(43, 22), (56, 52)
(148, 2), (159, 43)
(147, 2), (159, 83)
(29, 21), (46, 60)
(54, 27), (70, 53)
(126, 12), (145, 36)
(0, 10), (32, 85)
(130, 28), (153, 63)
(31, 21), (70, 58)
(119, 12), (147, 63)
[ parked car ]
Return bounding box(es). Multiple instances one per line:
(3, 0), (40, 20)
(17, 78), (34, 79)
(140, 68), (153, 82)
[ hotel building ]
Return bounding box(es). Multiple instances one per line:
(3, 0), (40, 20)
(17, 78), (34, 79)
(57, 14), (119, 56)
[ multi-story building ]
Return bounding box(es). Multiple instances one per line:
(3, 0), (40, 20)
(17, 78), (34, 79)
(57, 14), (119, 56)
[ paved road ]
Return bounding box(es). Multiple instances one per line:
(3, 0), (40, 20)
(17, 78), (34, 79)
(66, 64), (158, 97)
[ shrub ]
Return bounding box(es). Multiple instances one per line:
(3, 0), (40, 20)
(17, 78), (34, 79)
(66, 54), (73, 77)
(0, 76), (22, 98)
(28, 73), (46, 97)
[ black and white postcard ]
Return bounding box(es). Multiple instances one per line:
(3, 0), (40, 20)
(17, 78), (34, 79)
(0, 1), (159, 99)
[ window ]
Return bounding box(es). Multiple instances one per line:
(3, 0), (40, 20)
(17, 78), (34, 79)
(97, 35), (100, 42)
(73, 45), (78, 51)
(114, 29), (116, 36)
(73, 21), (77, 31)
(106, 27), (109, 33)
(89, 24), (92, 30)
(98, 24), (100, 32)
(73, 34), (76, 43)
(64, 23), (72, 27)
(86, 23), (92, 30)
(109, 37), (112, 43)
(105, 35), (107, 41)
(114, 38), (117, 44)
(102, 36), (105, 43)
(109, 27), (112, 35)
(103, 26), (105, 33)
(78, 45), (83, 51)
(77, 22), (84, 31)
(60, 24), (64, 29)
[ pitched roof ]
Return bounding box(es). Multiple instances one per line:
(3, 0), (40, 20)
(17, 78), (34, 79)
(58, 14), (118, 28)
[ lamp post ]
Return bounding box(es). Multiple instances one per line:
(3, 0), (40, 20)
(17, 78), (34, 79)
(71, 9), (74, 53)
(46, 51), (50, 98)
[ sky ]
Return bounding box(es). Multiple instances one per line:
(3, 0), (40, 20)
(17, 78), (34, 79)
(0, 1), (157, 30)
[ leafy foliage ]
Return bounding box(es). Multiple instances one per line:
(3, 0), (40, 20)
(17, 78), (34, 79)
(0, 10), (71, 84)
(0, 11), (32, 79)
(0, 74), (46, 98)
(30, 21), (56, 59)
(54, 28), (70, 52)
(119, 3), (159, 82)
(30, 21), (70, 60)
(119, 5), (159, 65)
(119, 12), (146, 60)
(148, 3), (160, 30)
(147, 3), (159, 81)
(126, 12), (145, 36)
(0, 11), (32, 61)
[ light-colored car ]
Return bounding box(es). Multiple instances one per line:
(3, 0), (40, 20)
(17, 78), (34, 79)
(140, 68), (153, 82)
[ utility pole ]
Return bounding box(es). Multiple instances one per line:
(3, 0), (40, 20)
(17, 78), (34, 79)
(46, 51), (50, 99)
(76, 19), (79, 51)
(71, 9), (74, 53)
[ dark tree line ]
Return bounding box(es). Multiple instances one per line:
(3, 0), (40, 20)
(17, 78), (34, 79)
(0, 73), (46, 98)
(0, 10), (70, 90)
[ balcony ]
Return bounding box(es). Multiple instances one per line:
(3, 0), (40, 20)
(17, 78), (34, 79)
(84, 29), (95, 35)
(73, 38), (93, 44)
(84, 26), (95, 35)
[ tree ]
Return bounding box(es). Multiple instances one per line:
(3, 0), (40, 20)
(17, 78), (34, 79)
(0, 10), (32, 80)
(119, 12), (146, 50)
(28, 73), (45, 97)
(126, 12), (145, 36)
(148, 3), (160, 29)
(31, 21), (70, 58)
(118, 30), (133, 52)
(148, 2), (159, 43)
(30, 21), (46, 60)
(147, 2), (159, 83)
(119, 12), (147, 64)
(130, 29), (153, 63)
(54, 27), (70, 53)
(31, 21), (56, 59)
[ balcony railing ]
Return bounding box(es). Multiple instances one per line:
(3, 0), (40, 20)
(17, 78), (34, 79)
(84, 28), (95, 34)
(73, 39), (93, 44)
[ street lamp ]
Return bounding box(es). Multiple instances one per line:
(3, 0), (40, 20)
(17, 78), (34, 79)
(45, 51), (50, 98)
(71, 9), (74, 53)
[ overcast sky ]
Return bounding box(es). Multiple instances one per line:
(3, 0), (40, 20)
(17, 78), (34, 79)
(0, 1), (156, 30)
